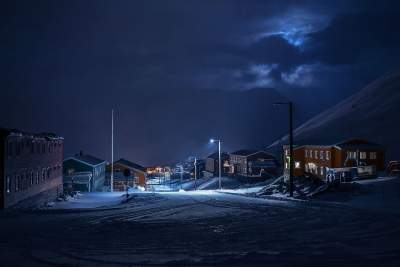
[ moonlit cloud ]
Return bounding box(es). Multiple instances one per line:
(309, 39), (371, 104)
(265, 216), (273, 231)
(253, 8), (331, 48)
(245, 64), (279, 87)
(281, 64), (315, 87)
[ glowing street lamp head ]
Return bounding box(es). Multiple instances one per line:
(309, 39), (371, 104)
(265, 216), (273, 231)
(210, 138), (215, 143)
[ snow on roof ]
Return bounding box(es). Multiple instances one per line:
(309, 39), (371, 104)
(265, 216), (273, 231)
(65, 154), (105, 166)
(0, 127), (63, 140)
(114, 158), (146, 172)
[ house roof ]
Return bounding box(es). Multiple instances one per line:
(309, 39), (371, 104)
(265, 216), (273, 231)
(230, 149), (259, 156)
(114, 158), (146, 172)
(284, 138), (384, 151)
(334, 139), (384, 149)
(0, 127), (63, 140)
(65, 154), (105, 166)
(207, 152), (229, 159)
(230, 150), (276, 158)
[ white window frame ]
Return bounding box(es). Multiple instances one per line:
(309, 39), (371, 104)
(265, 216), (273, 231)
(326, 151), (331, 160)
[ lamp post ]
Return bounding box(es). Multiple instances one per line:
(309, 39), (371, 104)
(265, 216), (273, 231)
(273, 102), (294, 197)
(210, 138), (222, 190)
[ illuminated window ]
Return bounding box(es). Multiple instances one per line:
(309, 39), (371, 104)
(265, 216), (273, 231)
(310, 150), (313, 158)
(370, 152), (377, 160)
(305, 164), (309, 172)
(6, 176), (10, 193)
(320, 167), (324, 175)
(360, 152), (367, 159)
(315, 150), (318, 159)
(347, 151), (357, 159)
(285, 162), (288, 169)
(295, 161), (301, 169)
(326, 151), (331, 160)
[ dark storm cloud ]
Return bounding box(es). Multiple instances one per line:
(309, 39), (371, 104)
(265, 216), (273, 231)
(307, 13), (400, 65)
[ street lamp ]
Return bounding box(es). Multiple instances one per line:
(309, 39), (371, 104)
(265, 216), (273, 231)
(273, 102), (294, 197)
(210, 138), (222, 190)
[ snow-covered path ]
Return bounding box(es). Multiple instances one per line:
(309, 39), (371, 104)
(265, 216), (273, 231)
(1, 190), (400, 266)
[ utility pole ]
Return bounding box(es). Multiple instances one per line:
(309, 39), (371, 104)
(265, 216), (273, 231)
(274, 102), (294, 197)
(111, 109), (114, 192)
(210, 138), (223, 190)
(289, 102), (294, 197)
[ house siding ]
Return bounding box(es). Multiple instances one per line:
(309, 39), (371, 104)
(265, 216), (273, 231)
(284, 140), (385, 181)
(63, 159), (105, 192)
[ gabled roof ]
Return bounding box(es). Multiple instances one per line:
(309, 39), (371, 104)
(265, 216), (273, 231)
(114, 158), (146, 172)
(230, 150), (275, 158)
(65, 154), (105, 166)
(207, 152), (229, 159)
(284, 138), (384, 151)
(334, 139), (384, 149)
(230, 149), (258, 156)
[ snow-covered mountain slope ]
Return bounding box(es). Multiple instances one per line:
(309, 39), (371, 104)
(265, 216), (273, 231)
(269, 71), (400, 161)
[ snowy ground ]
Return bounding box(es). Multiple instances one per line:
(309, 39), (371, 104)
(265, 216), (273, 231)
(1, 178), (400, 266)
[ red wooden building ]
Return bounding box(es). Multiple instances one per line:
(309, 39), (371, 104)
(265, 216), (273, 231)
(283, 139), (385, 181)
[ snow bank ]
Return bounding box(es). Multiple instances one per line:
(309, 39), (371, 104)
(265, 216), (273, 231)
(48, 192), (130, 210)
(315, 176), (400, 214)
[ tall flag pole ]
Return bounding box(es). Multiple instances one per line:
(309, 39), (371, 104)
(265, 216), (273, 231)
(111, 109), (114, 192)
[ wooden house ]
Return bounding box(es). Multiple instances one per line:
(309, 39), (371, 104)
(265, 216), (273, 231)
(283, 139), (385, 181)
(63, 152), (106, 192)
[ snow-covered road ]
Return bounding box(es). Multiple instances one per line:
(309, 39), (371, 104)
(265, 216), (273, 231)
(1, 190), (400, 266)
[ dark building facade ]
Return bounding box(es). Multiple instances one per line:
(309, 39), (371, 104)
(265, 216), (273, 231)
(229, 150), (279, 177)
(204, 152), (230, 178)
(283, 139), (385, 181)
(0, 128), (64, 209)
(63, 153), (106, 192)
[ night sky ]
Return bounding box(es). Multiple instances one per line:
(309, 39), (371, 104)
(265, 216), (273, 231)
(2, 0), (400, 165)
